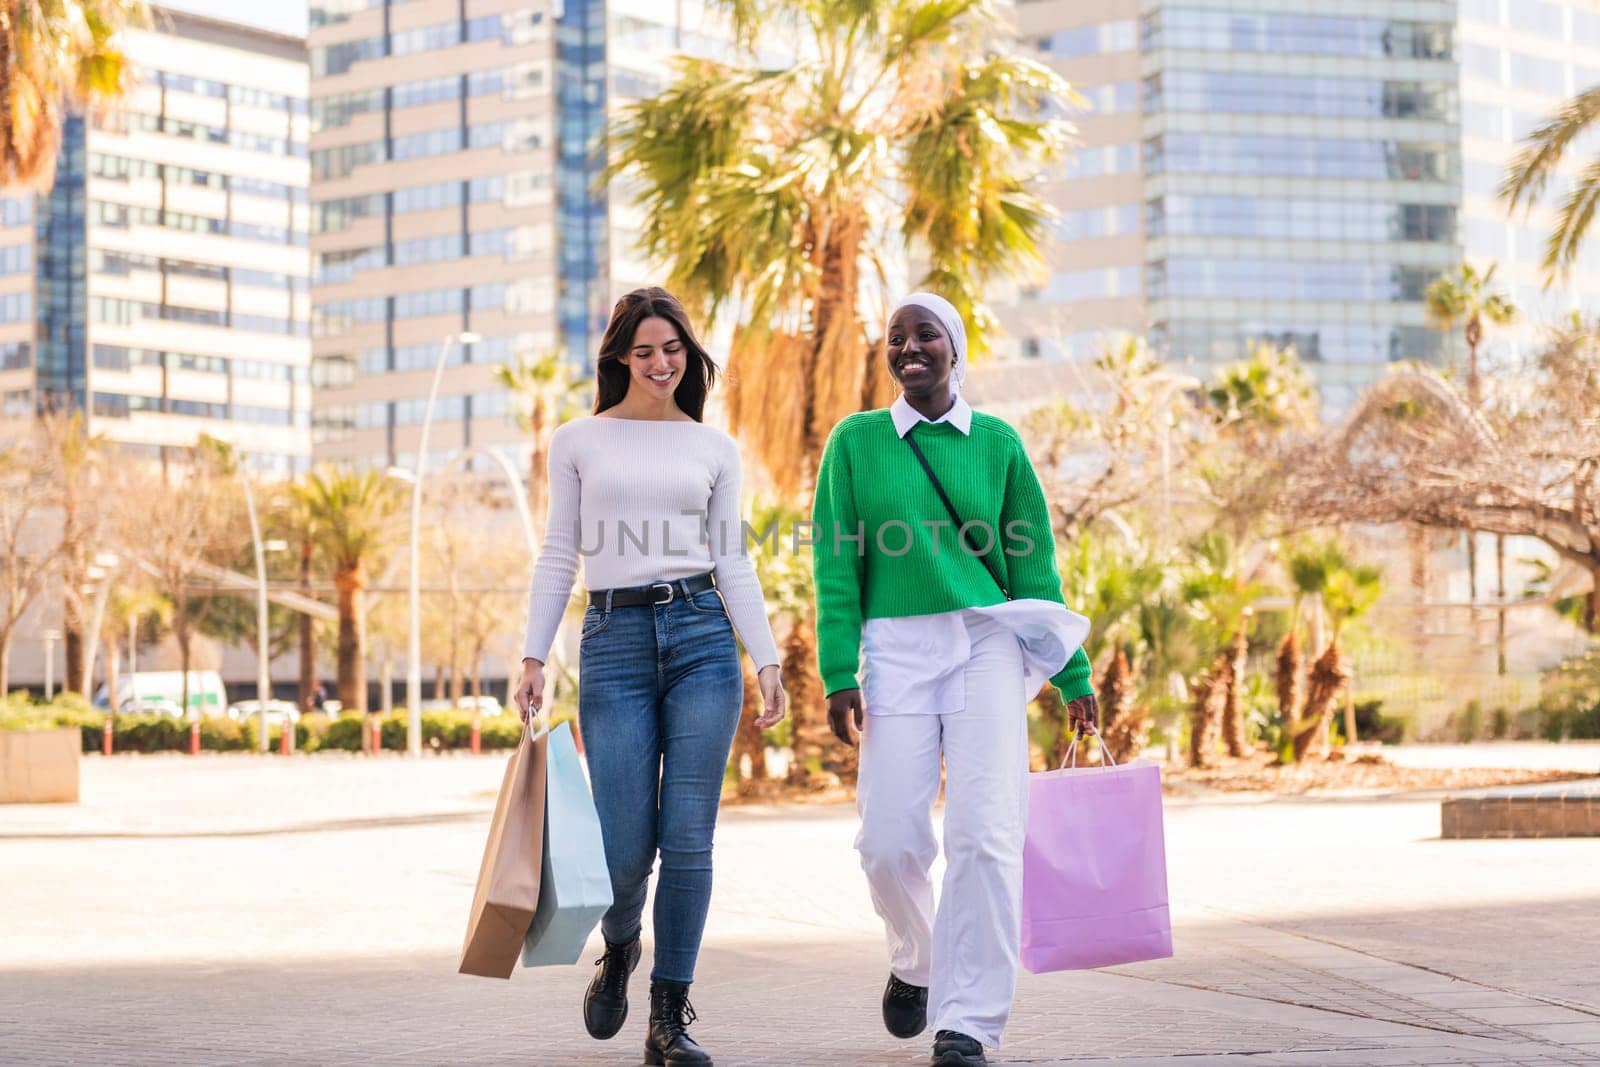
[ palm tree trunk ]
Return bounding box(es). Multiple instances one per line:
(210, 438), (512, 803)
(732, 658), (768, 791)
(1037, 686), (1067, 769)
(1188, 655), (1228, 769)
(1222, 627), (1249, 757)
(64, 627), (86, 695)
(335, 570), (366, 718)
(1293, 641), (1350, 762)
(1276, 630), (1302, 729)
(1465, 321), (1482, 409)
(298, 537), (315, 715)
(782, 621), (829, 783)
(1099, 650), (1149, 764)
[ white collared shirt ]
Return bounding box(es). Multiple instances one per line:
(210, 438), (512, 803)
(861, 395), (1088, 715)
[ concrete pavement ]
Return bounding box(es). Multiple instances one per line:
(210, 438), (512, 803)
(2, 755), (1599, 1065)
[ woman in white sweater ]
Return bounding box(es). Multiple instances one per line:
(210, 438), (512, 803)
(514, 288), (786, 1067)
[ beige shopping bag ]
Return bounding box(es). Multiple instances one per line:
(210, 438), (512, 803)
(459, 723), (549, 978)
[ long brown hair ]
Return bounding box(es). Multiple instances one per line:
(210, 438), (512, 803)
(593, 287), (718, 421)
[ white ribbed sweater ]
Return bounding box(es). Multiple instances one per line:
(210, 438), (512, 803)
(521, 416), (781, 670)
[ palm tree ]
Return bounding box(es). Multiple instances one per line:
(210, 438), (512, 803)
(1285, 541), (1381, 762)
(1181, 534), (1261, 767)
(2, 0), (147, 189)
(293, 468), (404, 726)
(608, 0), (1079, 495)
(1424, 263), (1518, 666)
(1501, 84), (1600, 278)
(495, 351), (590, 522)
(1424, 263), (1517, 410)
(1206, 341), (1317, 443)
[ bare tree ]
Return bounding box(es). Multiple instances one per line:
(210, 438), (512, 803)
(37, 413), (115, 694)
(1022, 337), (1203, 541)
(136, 440), (242, 715)
(0, 434), (60, 694)
(1279, 325), (1600, 631)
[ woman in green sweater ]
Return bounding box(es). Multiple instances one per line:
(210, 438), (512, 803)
(812, 292), (1096, 1067)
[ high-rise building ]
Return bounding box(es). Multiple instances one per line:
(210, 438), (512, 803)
(307, 0), (737, 471)
(0, 8), (312, 474)
(1004, 0), (1600, 409)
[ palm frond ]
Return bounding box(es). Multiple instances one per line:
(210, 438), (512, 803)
(1544, 155), (1600, 277)
(1500, 83), (1600, 214)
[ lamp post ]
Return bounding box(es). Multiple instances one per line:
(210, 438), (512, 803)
(42, 629), (61, 700)
(407, 330), (481, 758)
(238, 467), (289, 753)
(81, 551), (121, 697)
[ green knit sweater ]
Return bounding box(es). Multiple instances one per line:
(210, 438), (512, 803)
(811, 408), (1093, 702)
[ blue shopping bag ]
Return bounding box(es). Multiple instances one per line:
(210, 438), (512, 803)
(521, 721), (613, 966)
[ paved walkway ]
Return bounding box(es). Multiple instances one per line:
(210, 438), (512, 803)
(3, 756), (1599, 1065)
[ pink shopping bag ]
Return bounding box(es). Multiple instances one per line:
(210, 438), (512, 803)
(1021, 727), (1173, 972)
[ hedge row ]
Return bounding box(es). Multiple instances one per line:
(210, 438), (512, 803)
(0, 699), (531, 753)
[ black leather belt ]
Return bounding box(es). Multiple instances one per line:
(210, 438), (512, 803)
(589, 571), (717, 609)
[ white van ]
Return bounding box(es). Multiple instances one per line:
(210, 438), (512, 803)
(93, 671), (229, 717)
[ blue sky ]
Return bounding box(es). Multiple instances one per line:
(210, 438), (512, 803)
(163, 0), (309, 38)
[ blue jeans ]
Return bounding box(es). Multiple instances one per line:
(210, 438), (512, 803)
(577, 584), (743, 984)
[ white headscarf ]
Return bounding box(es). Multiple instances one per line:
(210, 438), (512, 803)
(891, 292), (967, 392)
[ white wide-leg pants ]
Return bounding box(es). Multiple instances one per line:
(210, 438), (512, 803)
(854, 614), (1030, 1048)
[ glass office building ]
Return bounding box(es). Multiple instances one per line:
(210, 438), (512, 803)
(1005, 0), (1600, 410)
(0, 11), (312, 473)
(308, 0), (737, 470)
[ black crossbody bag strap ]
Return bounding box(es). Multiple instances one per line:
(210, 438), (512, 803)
(904, 433), (1012, 601)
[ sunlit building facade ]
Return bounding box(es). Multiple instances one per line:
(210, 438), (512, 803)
(1005, 0), (1600, 409)
(0, 9), (311, 473)
(307, 0), (739, 471)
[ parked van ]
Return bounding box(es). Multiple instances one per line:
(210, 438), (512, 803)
(93, 671), (229, 717)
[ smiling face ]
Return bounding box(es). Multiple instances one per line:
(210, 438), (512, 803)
(886, 306), (956, 399)
(618, 316), (686, 400)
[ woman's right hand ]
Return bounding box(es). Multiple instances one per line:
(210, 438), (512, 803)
(827, 688), (865, 747)
(514, 658), (545, 722)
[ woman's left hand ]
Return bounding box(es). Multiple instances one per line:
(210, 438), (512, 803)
(1065, 693), (1099, 734)
(755, 665), (787, 729)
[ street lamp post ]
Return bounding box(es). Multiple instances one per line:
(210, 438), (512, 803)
(408, 330), (481, 758)
(238, 472), (274, 754)
(81, 551), (121, 698)
(42, 629), (61, 700)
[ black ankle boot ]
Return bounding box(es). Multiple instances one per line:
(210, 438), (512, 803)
(882, 973), (928, 1038)
(931, 1030), (987, 1066)
(644, 980), (712, 1066)
(583, 936), (640, 1040)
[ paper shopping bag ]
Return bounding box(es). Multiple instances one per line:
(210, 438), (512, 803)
(1020, 747), (1173, 973)
(458, 723), (548, 978)
(522, 721), (614, 966)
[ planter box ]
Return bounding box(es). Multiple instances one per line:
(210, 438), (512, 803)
(0, 728), (81, 804)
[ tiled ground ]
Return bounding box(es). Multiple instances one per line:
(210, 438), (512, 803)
(3, 756), (1599, 1065)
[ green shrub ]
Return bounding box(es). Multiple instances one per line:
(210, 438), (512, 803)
(1491, 707), (1513, 739)
(297, 712), (331, 753)
(322, 716), (364, 751)
(1539, 708), (1568, 742)
(113, 714), (187, 752)
(1455, 700), (1484, 743)
(480, 716), (523, 749)
(8, 700), (536, 755)
(200, 717), (248, 751)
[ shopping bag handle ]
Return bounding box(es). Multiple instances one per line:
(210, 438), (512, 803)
(521, 711), (551, 744)
(1060, 723), (1117, 769)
